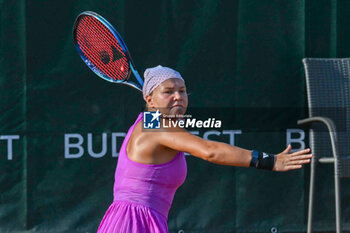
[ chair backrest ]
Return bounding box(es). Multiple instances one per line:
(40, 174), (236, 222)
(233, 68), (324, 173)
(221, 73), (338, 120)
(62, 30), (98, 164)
(303, 58), (350, 158)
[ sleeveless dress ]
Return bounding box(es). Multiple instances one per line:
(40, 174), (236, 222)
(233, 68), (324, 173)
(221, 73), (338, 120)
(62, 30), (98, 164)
(97, 113), (187, 233)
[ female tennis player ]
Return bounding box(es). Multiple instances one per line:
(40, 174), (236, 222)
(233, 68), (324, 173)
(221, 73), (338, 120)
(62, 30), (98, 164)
(97, 65), (312, 233)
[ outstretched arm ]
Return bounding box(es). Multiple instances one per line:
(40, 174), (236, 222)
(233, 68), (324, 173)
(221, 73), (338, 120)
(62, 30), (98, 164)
(152, 129), (312, 171)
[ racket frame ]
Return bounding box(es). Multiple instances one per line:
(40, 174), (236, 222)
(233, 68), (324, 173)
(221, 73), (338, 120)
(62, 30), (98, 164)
(73, 11), (143, 91)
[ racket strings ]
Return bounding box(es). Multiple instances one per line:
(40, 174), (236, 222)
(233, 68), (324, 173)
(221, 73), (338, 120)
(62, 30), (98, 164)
(75, 15), (129, 81)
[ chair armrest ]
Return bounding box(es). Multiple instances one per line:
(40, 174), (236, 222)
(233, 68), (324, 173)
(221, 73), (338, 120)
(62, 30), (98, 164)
(297, 116), (339, 159)
(298, 117), (337, 132)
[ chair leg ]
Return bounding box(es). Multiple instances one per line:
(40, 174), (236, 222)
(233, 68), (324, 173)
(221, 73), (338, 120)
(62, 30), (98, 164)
(307, 158), (316, 233)
(334, 160), (342, 233)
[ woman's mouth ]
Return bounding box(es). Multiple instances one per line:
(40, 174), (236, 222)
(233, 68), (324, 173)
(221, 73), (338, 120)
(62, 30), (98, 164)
(171, 104), (183, 108)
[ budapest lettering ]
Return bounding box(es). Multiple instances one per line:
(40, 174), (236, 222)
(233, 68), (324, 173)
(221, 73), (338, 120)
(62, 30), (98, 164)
(0, 129), (306, 160)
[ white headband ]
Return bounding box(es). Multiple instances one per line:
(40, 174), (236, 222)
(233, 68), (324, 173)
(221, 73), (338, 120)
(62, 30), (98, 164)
(142, 65), (184, 100)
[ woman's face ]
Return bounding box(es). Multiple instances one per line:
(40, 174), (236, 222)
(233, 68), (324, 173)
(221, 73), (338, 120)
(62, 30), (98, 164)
(146, 78), (188, 116)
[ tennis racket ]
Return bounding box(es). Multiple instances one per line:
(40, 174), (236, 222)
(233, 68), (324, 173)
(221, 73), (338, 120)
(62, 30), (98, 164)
(73, 11), (143, 91)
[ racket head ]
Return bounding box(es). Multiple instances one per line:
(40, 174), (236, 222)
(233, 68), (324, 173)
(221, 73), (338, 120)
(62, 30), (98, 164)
(73, 11), (137, 86)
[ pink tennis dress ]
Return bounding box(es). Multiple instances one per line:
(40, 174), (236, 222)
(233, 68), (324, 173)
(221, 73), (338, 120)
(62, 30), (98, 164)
(97, 113), (187, 233)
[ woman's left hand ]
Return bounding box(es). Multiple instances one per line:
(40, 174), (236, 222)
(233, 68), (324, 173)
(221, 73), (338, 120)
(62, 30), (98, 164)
(273, 145), (313, 172)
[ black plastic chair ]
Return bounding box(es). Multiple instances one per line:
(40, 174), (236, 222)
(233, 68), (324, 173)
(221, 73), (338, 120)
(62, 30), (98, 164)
(298, 58), (350, 233)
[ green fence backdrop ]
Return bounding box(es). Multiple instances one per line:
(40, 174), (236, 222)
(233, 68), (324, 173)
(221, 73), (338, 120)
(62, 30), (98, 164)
(1, 0), (350, 232)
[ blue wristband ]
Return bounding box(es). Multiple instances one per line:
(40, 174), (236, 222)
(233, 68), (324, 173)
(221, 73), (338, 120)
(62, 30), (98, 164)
(250, 150), (276, 170)
(250, 150), (259, 168)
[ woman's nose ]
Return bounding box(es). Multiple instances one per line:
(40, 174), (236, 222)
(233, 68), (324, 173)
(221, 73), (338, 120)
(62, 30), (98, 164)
(173, 91), (182, 101)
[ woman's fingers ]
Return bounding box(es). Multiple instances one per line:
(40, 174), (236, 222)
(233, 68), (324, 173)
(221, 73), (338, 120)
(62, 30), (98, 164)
(282, 144), (292, 153)
(286, 159), (311, 165)
(285, 165), (303, 170)
(285, 152), (312, 166)
(289, 153), (313, 161)
(291, 148), (311, 156)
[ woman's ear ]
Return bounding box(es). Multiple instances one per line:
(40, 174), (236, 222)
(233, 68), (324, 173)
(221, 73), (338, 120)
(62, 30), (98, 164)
(145, 94), (154, 108)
